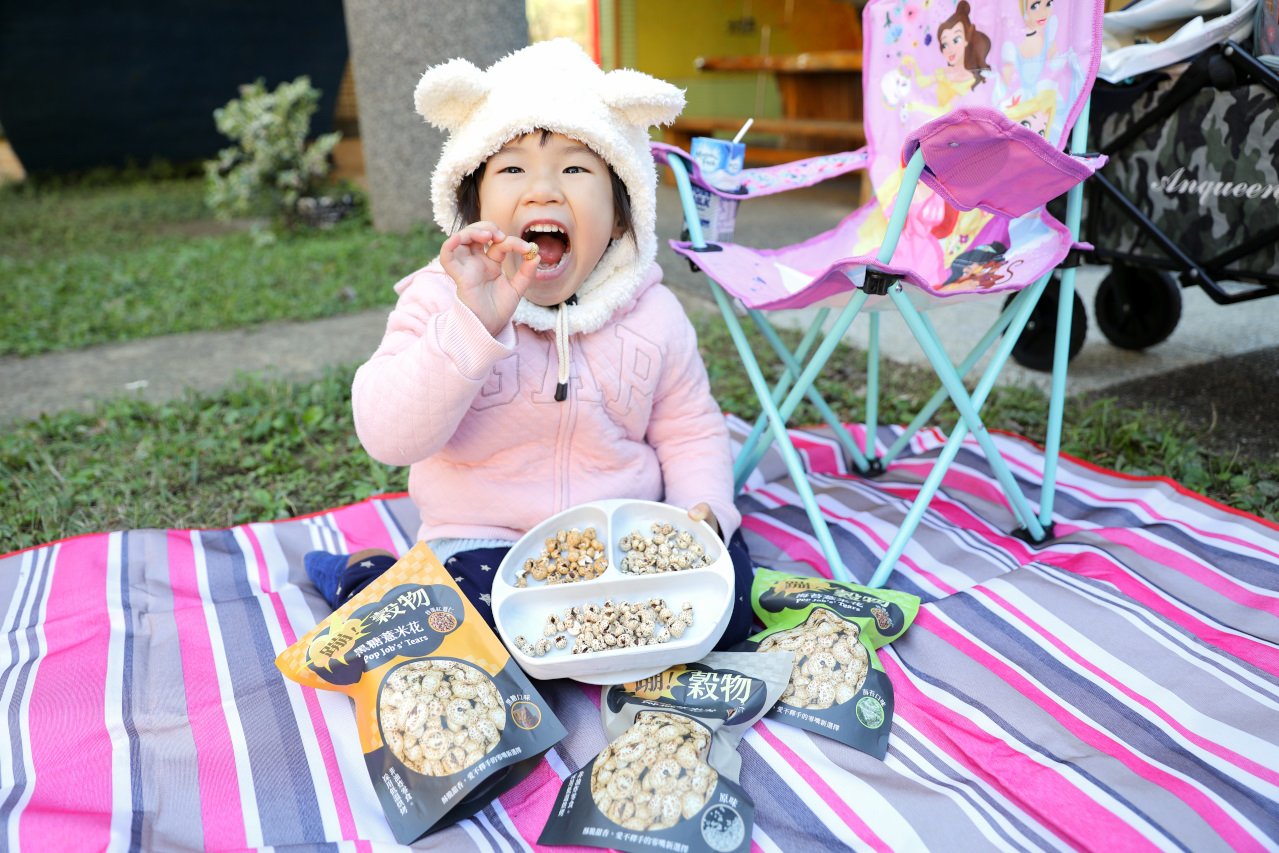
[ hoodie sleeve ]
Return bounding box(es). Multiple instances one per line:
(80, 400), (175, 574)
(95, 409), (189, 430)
(643, 289), (742, 542)
(352, 262), (516, 466)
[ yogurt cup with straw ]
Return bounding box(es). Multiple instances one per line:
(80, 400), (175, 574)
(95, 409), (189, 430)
(688, 119), (751, 242)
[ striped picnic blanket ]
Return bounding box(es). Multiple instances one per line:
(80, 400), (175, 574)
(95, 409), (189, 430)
(3, 416), (1278, 852)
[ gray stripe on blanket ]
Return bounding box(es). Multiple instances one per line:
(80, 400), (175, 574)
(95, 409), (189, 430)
(1042, 564), (1279, 703)
(199, 529), (337, 851)
(735, 737), (864, 852)
(127, 530), (206, 852)
(890, 629), (1200, 853)
(917, 571), (1279, 849)
(272, 521), (344, 625)
(884, 725), (1065, 852)
(0, 550), (26, 629)
(0, 546), (53, 852)
(117, 532), (144, 853)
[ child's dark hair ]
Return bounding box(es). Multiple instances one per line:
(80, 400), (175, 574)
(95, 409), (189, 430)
(455, 129), (635, 245)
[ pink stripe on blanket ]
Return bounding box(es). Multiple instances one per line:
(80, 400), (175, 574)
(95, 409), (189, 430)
(166, 530), (247, 851)
(242, 527), (370, 853)
(21, 537), (112, 851)
(1055, 480), (1279, 564)
(888, 491), (1279, 674)
(497, 759), (600, 852)
(327, 499), (401, 555)
(892, 492), (1279, 673)
(909, 612), (1269, 852)
(978, 585), (1279, 789)
(754, 723), (893, 853)
(1040, 551), (1279, 676)
(741, 512), (833, 579)
(790, 433), (842, 477)
(1102, 529), (1279, 613)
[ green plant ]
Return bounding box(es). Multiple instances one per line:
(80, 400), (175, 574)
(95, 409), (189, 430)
(204, 76), (341, 226)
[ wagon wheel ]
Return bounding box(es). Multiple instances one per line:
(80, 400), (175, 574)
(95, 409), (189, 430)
(1094, 265), (1182, 351)
(1003, 273), (1088, 372)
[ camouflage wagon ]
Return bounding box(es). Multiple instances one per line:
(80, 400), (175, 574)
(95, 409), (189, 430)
(1079, 42), (1279, 350)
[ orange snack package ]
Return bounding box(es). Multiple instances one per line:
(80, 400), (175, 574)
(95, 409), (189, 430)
(276, 542), (567, 843)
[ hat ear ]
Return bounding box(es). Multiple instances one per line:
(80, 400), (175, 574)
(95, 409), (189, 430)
(598, 68), (685, 129)
(414, 58), (491, 131)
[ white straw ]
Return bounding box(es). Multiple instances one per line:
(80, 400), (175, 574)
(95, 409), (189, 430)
(731, 118), (754, 144)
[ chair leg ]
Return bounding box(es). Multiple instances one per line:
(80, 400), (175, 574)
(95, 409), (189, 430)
(868, 283), (1049, 584)
(734, 308), (832, 492)
(1037, 264), (1079, 533)
(866, 314), (881, 466)
(734, 288), (871, 494)
(750, 309), (871, 474)
(709, 281), (853, 581)
(888, 287), (1048, 542)
(879, 295), (1022, 467)
(869, 414), (973, 587)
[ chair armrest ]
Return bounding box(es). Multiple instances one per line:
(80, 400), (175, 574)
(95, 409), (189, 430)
(900, 107), (1107, 218)
(649, 141), (869, 200)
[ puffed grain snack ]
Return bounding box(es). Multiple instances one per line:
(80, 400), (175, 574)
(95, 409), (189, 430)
(378, 659), (507, 776)
(741, 569), (920, 761)
(757, 607), (869, 707)
(515, 526), (609, 587)
(589, 711), (717, 831)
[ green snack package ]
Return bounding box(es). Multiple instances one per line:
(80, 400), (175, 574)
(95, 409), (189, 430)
(538, 651), (794, 853)
(735, 569), (920, 759)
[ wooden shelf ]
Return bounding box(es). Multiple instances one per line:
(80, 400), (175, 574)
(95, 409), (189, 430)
(695, 50), (863, 73)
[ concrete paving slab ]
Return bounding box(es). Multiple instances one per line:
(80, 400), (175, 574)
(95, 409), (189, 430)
(2, 177), (1274, 432)
(0, 309), (393, 426)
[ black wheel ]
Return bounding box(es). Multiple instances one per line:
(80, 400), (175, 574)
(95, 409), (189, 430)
(1094, 265), (1181, 351)
(1003, 273), (1087, 372)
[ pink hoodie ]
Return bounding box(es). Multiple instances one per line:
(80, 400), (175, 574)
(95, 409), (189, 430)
(352, 259), (741, 546)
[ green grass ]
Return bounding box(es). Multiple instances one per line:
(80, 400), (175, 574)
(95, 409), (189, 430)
(3, 319), (1275, 553)
(1, 175), (1275, 552)
(0, 178), (445, 356)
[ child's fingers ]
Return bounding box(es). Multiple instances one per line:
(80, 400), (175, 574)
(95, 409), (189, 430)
(507, 253), (540, 299)
(485, 234), (537, 264)
(687, 502), (720, 535)
(459, 221), (504, 241)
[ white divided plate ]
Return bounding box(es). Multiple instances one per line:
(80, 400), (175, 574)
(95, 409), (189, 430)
(491, 499), (733, 685)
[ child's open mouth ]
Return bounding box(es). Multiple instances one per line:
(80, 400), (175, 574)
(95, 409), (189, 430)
(523, 223), (571, 276)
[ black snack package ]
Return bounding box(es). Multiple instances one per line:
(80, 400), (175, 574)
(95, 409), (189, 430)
(539, 651), (793, 853)
(736, 569), (920, 759)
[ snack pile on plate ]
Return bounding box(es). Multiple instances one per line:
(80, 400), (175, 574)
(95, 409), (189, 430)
(514, 525), (610, 587)
(539, 651), (794, 853)
(492, 500), (737, 684)
(276, 543), (567, 844)
(617, 521), (713, 574)
(735, 569), (920, 759)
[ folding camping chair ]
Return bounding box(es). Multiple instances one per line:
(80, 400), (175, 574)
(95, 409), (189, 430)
(658, 0), (1107, 586)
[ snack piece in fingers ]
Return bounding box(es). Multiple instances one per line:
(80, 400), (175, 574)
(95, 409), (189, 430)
(523, 244), (541, 262)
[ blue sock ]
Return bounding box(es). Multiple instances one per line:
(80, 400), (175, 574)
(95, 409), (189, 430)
(304, 550), (399, 609)
(304, 551), (349, 608)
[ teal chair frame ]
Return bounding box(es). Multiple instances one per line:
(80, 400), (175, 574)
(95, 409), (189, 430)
(664, 101), (1093, 587)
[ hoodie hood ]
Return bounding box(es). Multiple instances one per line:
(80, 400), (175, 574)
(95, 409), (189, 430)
(415, 38), (684, 336)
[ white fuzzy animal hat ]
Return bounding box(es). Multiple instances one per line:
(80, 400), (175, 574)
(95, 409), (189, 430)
(415, 38), (685, 337)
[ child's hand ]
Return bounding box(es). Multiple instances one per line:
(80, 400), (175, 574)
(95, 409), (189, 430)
(440, 221), (539, 336)
(687, 503), (721, 537)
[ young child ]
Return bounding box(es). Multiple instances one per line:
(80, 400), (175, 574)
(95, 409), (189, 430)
(306, 39), (754, 649)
